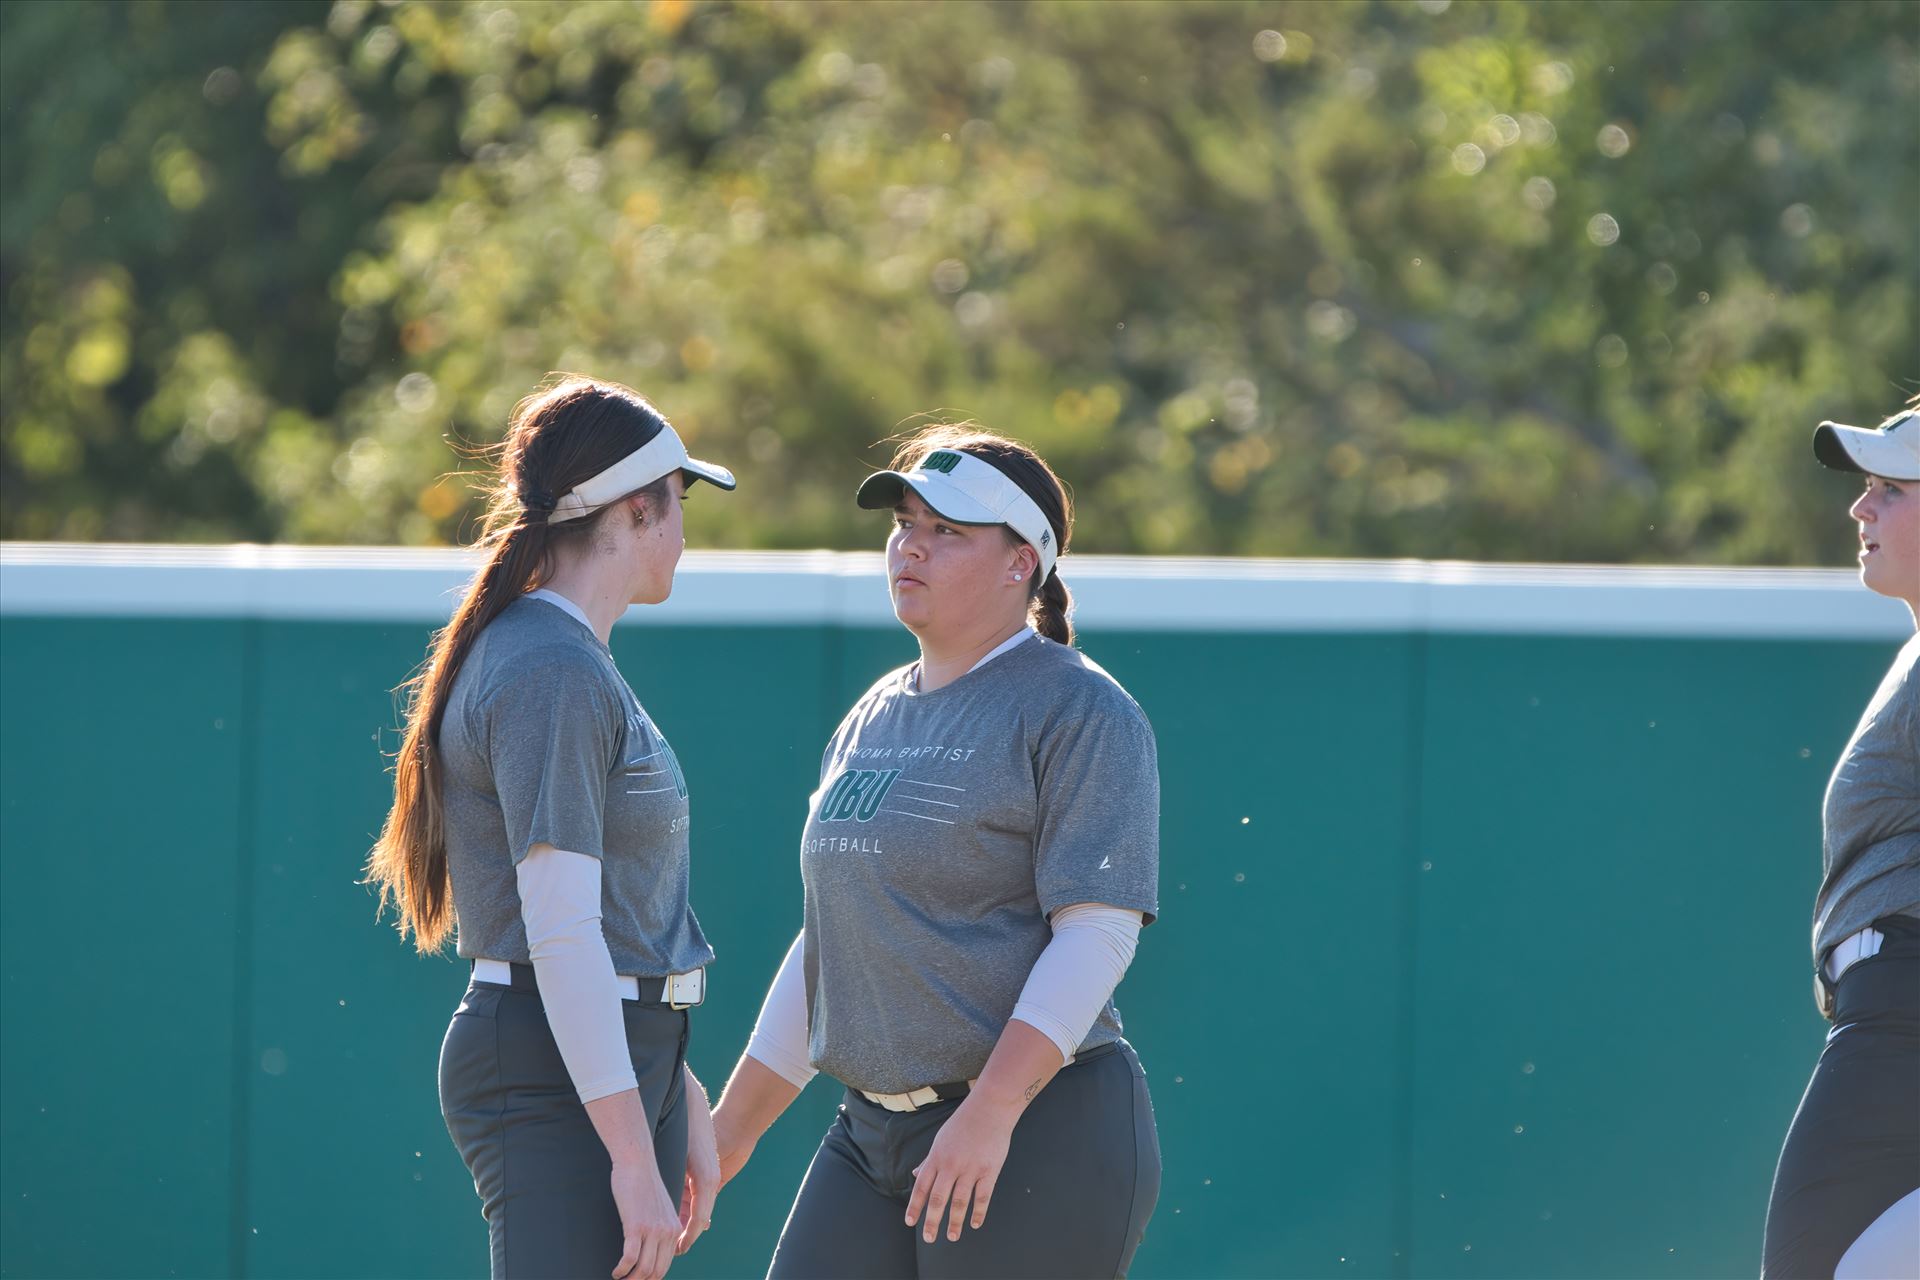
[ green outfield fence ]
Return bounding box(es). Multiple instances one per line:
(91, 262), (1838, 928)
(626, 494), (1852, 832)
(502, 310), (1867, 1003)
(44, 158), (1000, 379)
(0, 545), (1910, 1280)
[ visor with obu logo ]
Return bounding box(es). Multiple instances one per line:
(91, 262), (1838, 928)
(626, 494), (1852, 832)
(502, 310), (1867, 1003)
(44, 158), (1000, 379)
(855, 449), (1059, 579)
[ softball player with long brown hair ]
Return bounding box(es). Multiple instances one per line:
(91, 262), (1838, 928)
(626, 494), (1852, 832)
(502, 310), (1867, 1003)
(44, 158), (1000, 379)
(366, 376), (734, 1280)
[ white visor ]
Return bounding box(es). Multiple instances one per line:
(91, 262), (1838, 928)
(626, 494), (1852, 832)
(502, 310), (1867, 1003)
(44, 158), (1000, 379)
(1813, 410), (1920, 482)
(856, 448), (1059, 579)
(547, 424), (736, 524)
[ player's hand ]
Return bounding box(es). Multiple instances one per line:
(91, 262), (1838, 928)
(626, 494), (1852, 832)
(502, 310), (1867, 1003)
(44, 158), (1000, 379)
(677, 1076), (720, 1255)
(904, 1095), (1017, 1243)
(609, 1159), (682, 1280)
(712, 1103), (759, 1190)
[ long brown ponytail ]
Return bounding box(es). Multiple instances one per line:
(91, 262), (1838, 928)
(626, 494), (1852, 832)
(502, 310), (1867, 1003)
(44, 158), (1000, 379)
(366, 376), (674, 951)
(884, 423), (1076, 645)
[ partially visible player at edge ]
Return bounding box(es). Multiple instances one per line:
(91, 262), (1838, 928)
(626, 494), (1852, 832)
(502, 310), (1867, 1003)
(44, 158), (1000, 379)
(365, 377), (735, 1280)
(711, 424), (1164, 1278)
(1762, 400), (1920, 1278)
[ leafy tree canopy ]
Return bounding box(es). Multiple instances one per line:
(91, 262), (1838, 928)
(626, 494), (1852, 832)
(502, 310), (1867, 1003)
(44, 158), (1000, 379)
(2, 0), (1914, 563)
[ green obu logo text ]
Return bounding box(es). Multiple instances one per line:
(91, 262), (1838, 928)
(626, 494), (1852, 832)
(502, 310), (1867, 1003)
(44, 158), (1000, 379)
(817, 768), (901, 822)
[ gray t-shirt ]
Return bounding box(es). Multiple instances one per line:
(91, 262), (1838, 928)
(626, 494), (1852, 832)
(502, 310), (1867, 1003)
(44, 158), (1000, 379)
(800, 635), (1160, 1094)
(439, 596), (712, 977)
(1813, 631), (1920, 985)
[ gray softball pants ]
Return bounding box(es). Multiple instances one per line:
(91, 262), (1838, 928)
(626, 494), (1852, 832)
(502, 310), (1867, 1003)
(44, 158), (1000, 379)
(767, 1040), (1161, 1280)
(439, 970), (690, 1280)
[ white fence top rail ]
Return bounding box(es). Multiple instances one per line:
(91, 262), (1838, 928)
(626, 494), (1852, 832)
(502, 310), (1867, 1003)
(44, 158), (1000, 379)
(0, 543), (1908, 639)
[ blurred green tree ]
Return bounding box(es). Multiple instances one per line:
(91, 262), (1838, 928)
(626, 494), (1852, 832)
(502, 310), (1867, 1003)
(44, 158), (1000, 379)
(2, 0), (1914, 563)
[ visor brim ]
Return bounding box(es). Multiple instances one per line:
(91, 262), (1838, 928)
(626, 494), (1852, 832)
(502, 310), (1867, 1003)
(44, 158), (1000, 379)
(682, 457), (737, 492)
(1813, 422), (1920, 481)
(854, 470), (1002, 524)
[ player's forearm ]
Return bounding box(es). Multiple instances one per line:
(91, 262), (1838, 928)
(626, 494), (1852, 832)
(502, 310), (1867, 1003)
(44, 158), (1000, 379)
(715, 932), (813, 1158)
(683, 1061), (708, 1105)
(714, 1053), (804, 1143)
(968, 1018), (1068, 1122)
(716, 1052), (804, 1131)
(584, 1087), (660, 1168)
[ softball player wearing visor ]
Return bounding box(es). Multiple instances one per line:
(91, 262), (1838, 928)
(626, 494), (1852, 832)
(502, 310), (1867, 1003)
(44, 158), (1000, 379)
(367, 377), (735, 1280)
(1761, 403), (1920, 1278)
(711, 424), (1164, 1279)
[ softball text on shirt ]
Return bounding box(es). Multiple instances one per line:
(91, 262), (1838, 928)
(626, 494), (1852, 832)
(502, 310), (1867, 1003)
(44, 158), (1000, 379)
(800, 635), (1160, 1095)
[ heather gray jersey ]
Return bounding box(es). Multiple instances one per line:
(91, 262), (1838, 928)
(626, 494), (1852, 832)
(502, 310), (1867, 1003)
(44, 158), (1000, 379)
(800, 635), (1160, 1095)
(1813, 632), (1920, 972)
(439, 596), (712, 977)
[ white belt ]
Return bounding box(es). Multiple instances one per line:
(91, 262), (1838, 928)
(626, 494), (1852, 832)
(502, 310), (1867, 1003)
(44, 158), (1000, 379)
(472, 957), (706, 1007)
(1824, 926), (1885, 983)
(860, 1080), (978, 1113)
(859, 1052), (1081, 1113)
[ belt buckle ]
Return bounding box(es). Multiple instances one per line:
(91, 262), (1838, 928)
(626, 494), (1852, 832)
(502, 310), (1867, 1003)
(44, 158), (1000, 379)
(873, 1085), (943, 1112)
(667, 968), (705, 1010)
(869, 1088), (931, 1113)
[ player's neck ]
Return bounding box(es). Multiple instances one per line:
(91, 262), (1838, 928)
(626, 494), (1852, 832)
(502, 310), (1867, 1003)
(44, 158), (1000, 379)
(533, 568), (629, 646)
(915, 618), (1028, 693)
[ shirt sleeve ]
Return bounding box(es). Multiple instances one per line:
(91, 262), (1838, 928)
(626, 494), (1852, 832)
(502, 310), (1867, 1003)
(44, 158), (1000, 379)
(483, 647), (625, 864)
(1010, 903), (1145, 1062)
(1032, 684), (1161, 922)
(517, 846), (639, 1103)
(744, 931), (818, 1089)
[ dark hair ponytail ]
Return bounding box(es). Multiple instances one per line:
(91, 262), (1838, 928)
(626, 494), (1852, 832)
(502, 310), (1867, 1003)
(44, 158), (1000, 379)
(1031, 568), (1075, 646)
(885, 421), (1076, 646)
(366, 375), (672, 951)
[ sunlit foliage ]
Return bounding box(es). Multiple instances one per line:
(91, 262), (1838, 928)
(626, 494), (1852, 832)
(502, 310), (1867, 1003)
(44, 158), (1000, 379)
(2, 0), (1913, 562)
